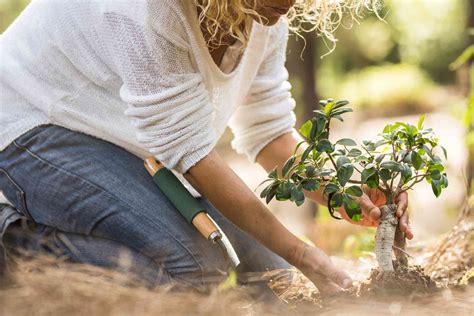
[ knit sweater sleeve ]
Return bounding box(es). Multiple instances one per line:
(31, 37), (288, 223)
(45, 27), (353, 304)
(228, 21), (297, 163)
(101, 5), (216, 174)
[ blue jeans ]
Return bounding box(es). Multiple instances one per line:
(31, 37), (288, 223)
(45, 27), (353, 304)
(0, 124), (289, 290)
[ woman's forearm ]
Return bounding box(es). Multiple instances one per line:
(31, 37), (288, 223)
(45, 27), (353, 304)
(256, 130), (326, 205)
(183, 150), (305, 266)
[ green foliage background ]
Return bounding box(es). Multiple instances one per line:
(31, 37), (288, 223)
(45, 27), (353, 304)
(0, 0), (29, 32)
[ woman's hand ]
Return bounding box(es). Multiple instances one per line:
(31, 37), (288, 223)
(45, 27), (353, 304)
(338, 186), (414, 239)
(293, 242), (353, 295)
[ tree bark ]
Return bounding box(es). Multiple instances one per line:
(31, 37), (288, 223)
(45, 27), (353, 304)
(375, 204), (408, 272)
(394, 225), (408, 266)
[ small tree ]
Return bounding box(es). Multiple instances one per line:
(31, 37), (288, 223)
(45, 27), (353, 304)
(260, 99), (448, 273)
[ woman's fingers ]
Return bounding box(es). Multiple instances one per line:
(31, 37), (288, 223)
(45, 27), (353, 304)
(299, 245), (353, 296)
(317, 258), (353, 289)
(394, 192), (413, 239)
(395, 192), (408, 218)
(399, 211), (414, 239)
(356, 193), (381, 221)
(312, 273), (345, 295)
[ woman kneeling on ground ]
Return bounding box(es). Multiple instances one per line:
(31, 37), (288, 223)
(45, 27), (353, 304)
(0, 0), (412, 295)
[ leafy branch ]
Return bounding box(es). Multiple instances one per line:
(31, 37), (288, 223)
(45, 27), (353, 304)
(258, 99), (448, 222)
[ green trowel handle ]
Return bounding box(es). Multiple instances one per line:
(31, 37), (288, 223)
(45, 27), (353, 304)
(152, 167), (203, 224)
(144, 157), (221, 241)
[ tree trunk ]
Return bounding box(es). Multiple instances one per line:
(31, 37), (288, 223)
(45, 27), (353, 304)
(375, 204), (408, 272)
(394, 225), (408, 266)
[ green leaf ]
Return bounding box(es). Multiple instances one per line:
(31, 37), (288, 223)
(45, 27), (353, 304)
(380, 161), (402, 172)
(406, 124), (418, 136)
(418, 114), (426, 130)
(302, 179), (320, 191)
(319, 131), (329, 140)
(298, 120), (313, 139)
(330, 192), (343, 208)
(441, 174), (449, 188)
(290, 186), (305, 206)
(265, 183), (279, 204)
(336, 156), (351, 168)
(379, 168), (391, 181)
(331, 108), (354, 117)
(383, 124), (393, 134)
(282, 156), (296, 177)
(343, 194), (361, 219)
(431, 179), (442, 197)
(411, 151), (423, 170)
(345, 185), (363, 197)
(305, 165), (316, 177)
(361, 168), (376, 184)
(268, 167), (277, 179)
(336, 138), (357, 147)
(366, 173), (380, 189)
(302, 145), (314, 161)
(430, 169), (442, 180)
(334, 100), (349, 109)
(259, 179), (281, 196)
(429, 163), (445, 172)
(337, 164), (354, 186)
(441, 146), (448, 160)
(276, 182), (293, 201)
(362, 167), (380, 188)
(422, 145), (435, 159)
(316, 139), (334, 153)
(400, 165), (412, 184)
(348, 148), (363, 157)
(313, 115), (327, 137)
(324, 183), (340, 195)
(325, 101), (335, 114)
(293, 141), (306, 155)
(363, 141), (376, 151)
(333, 149), (347, 156)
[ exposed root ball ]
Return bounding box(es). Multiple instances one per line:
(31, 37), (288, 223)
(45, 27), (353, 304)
(361, 263), (437, 299)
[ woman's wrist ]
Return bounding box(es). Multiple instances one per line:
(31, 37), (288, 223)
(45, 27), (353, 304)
(289, 239), (309, 268)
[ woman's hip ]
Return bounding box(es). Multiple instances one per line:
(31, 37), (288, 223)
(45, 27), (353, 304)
(0, 123), (289, 286)
(0, 124), (186, 235)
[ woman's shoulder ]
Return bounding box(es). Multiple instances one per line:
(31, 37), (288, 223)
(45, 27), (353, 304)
(146, 1), (191, 36)
(94, 0), (192, 49)
(268, 18), (290, 43)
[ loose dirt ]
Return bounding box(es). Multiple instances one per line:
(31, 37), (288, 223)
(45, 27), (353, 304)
(360, 263), (437, 298)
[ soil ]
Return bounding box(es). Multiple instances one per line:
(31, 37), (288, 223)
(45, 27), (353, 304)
(359, 263), (438, 299)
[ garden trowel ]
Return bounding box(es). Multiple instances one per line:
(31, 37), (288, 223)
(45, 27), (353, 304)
(144, 157), (240, 270)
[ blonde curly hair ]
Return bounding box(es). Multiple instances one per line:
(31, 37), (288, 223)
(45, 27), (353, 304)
(196, 0), (382, 51)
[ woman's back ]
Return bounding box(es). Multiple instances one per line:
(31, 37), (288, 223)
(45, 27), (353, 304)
(1, 0), (295, 177)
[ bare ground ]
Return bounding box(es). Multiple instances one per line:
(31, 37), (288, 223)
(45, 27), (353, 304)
(1, 224), (472, 316)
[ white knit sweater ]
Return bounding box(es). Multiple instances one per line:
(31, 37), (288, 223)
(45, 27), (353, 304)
(0, 0), (297, 176)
